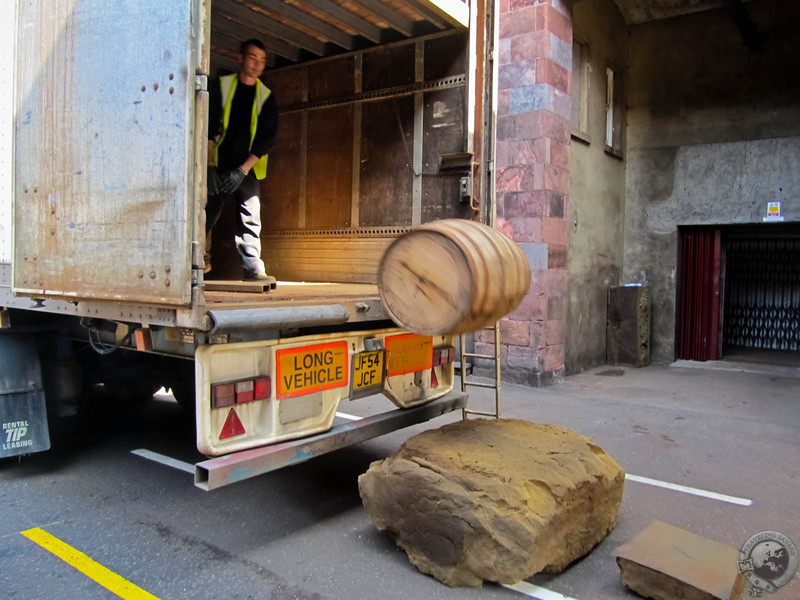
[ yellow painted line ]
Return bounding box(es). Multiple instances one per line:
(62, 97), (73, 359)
(20, 527), (161, 600)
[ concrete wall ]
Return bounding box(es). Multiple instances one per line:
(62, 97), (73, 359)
(623, 0), (800, 363)
(566, 0), (628, 374)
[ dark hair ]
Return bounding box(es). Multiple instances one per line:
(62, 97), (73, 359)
(240, 39), (266, 54)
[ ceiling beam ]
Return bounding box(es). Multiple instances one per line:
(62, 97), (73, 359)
(255, 0), (355, 50)
(402, 0), (449, 30)
(347, 0), (416, 37)
(213, 0), (328, 56)
(212, 14), (302, 63)
(299, 0), (384, 44)
(721, 0), (762, 52)
(415, 0), (469, 28)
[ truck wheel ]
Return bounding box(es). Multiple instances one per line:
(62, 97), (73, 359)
(166, 359), (195, 415)
(169, 383), (195, 414)
(102, 378), (162, 403)
(82, 349), (164, 403)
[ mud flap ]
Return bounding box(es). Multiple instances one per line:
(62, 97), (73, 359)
(0, 391), (50, 457)
(0, 334), (51, 458)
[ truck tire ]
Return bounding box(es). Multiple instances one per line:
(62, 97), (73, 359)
(102, 378), (162, 403)
(82, 349), (163, 404)
(166, 359), (195, 415)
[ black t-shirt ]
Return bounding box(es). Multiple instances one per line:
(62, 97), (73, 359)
(209, 76), (279, 173)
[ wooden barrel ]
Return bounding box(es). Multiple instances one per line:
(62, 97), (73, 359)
(378, 219), (531, 335)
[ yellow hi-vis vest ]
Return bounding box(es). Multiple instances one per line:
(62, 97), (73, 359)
(214, 73), (272, 180)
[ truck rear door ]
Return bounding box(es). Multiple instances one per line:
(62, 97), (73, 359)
(13, 0), (203, 305)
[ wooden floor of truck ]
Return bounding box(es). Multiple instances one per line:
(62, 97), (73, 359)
(203, 281), (380, 309)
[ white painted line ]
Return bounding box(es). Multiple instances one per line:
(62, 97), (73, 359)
(503, 581), (579, 600)
(131, 449), (195, 474)
(335, 411), (362, 421)
(626, 474), (753, 506)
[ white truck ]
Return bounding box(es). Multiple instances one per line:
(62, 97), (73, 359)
(0, 1), (495, 488)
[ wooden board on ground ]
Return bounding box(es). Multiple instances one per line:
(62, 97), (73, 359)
(204, 278), (277, 293)
(613, 520), (747, 600)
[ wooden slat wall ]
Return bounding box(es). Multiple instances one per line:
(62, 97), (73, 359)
(261, 230), (407, 283)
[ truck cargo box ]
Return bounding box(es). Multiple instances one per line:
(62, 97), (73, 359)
(3, 0), (479, 332)
(0, 1), (490, 468)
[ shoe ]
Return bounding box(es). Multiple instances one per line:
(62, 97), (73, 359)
(243, 272), (270, 282)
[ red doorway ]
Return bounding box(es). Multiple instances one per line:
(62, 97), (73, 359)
(676, 228), (723, 361)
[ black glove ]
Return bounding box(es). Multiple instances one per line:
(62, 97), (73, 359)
(219, 168), (247, 194)
(207, 166), (222, 196)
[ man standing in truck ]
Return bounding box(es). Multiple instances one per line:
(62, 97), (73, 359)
(206, 38), (279, 281)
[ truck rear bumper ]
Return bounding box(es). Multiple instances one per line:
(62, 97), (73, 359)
(194, 391), (468, 490)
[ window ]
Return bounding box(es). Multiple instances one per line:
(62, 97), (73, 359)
(604, 65), (623, 157)
(571, 39), (590, 143)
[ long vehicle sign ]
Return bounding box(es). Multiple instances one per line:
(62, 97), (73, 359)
(276, 341), (349, 399)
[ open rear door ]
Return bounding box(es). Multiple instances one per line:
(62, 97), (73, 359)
(13, 0), (202, 305)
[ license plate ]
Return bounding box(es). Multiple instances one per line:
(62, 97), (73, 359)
(351, 350), (385, 398)
(276, 341), (349, 399)
(385, 334), (432, 376)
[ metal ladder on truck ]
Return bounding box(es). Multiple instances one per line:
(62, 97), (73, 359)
(460, 52), (504, 420)
(459, 321), (502, 419)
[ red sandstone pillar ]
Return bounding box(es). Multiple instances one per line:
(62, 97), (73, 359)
(482, 0), (572, 386)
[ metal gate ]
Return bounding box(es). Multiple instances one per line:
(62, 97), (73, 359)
(723, 238), (800, 351)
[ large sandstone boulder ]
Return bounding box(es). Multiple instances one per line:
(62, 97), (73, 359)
(358, 418), (625, 587)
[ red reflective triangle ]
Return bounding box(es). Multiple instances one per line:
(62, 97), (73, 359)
(219, 407), (246, 440)
(430, 367), (439, 389)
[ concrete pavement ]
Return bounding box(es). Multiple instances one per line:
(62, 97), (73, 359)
(460, 359), (800, 598)
(1, 358), (798, 599)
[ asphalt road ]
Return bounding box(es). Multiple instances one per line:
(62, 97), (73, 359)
(1, 362), (798, 600)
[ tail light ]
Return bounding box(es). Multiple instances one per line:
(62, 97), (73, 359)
(212, 376), (271, 408)
(432, 346), (456, 366)
(431, 345), (455, 389)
